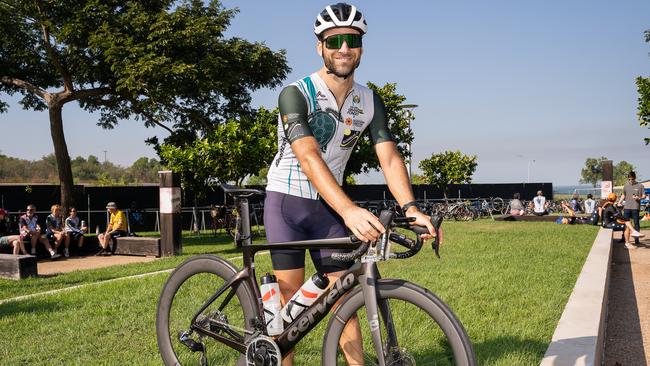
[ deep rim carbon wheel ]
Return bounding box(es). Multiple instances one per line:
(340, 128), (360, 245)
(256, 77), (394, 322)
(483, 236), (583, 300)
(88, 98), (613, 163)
(156, 255), (258, 366)
(322, 279), (476, 366)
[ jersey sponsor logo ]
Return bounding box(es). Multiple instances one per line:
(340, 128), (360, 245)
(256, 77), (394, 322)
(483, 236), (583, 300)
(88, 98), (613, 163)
(352, 119), (364, 127)
(340, 129), (361, 149)
(353, 94), (360, 104)
(347, 106), (364, 116)
(282, 114), (289, 123)
(308, 109), (338, 152)
(316, 91), (328, 101)
(344, 117), (353, 126)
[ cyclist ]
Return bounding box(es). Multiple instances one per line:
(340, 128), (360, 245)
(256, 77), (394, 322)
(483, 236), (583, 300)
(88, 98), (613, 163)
(264, 3), (437, 365)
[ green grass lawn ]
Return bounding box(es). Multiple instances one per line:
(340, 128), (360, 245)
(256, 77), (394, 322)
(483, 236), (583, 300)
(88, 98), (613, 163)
(0, 221), (599, 365)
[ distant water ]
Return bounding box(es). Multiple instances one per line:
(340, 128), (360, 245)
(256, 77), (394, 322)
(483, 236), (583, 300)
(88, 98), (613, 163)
(553, 184), (600, 195)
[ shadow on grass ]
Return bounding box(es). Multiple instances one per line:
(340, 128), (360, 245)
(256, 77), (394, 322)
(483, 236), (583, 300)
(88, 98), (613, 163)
(0, 297), (63, 318)
(471, 335), (549, 364)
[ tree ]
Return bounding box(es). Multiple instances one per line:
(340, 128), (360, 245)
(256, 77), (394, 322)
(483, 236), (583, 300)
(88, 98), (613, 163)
(410, 173), (427, 185)
(579, 157), (608, 187)
(418, 150), (478, 199)
(0, 1), (289, 211)
(636, 29), (650, 145)
(159, 107), (278, 192)
(342, 82), (414, 181)
(614, 161), (637, 186)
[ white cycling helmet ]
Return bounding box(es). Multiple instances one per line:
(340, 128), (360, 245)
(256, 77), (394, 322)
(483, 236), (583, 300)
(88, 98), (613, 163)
(314, 3), (367, 38)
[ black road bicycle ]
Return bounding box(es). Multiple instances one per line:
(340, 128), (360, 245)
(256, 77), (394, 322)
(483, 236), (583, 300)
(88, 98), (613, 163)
(156, 185), (476, 365)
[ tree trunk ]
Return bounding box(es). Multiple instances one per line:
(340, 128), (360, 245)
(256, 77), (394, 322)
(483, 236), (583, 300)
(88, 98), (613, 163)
(48, 102), (75, 212)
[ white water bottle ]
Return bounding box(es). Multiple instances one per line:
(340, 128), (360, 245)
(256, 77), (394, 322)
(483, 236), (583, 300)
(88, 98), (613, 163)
(281, 272), (329, 323)
(260, 273), (283, 336)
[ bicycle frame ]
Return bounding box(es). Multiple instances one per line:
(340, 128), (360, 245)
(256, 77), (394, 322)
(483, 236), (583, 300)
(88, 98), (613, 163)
(189, 195), (397, 364)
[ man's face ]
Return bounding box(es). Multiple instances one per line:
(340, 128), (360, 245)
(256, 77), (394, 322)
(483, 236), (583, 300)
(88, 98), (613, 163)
(26, 207), (35, 217)
(318, 27), (362, 78)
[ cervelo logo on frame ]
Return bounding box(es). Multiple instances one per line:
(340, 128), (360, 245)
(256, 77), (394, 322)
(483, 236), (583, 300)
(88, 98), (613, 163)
(286, 272), (356, 342)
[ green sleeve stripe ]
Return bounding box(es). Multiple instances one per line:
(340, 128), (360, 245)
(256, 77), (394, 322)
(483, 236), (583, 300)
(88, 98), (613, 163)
(302, 76), (318, 112)
(295, 81), (311, 114)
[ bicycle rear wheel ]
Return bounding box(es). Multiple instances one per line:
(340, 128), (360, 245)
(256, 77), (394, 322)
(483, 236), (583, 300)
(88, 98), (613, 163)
(322, 279), (476, 366)
(156, 255), (258, 366)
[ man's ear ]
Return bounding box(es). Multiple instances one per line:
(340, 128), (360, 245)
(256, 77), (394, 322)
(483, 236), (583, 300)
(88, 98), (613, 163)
(317, 40), (323, 57)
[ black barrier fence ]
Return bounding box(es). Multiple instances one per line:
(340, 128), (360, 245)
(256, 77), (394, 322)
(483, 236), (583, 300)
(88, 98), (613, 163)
(0, 182), (552, 232)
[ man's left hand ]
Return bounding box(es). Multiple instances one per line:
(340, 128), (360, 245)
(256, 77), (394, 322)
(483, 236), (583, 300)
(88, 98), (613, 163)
(407, 210), (444, 245)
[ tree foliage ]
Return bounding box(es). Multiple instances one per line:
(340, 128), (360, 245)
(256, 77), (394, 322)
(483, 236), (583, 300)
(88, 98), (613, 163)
(418, 150), (478, 197)
(636, 29), (650, 145)
(343, 82), (414, 180)
(159, 107), (277, 195)
(0, 153), (160, 184)
(578, 156), (638, 186)
(579, 156), (608, 187)
(0, 0), (289, 210)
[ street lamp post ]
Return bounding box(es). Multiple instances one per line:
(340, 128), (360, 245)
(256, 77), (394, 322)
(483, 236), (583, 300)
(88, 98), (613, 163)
(398, 104), (418, 178)
(527, 159), (535, 183)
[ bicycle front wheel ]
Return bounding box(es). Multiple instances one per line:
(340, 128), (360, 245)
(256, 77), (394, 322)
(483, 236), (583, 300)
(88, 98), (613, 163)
(156, 255), (258, 366)
(322, 279), (476, 366)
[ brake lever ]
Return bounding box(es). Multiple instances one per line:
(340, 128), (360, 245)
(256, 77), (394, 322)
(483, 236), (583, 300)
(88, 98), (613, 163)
(431, 215), (443, 258)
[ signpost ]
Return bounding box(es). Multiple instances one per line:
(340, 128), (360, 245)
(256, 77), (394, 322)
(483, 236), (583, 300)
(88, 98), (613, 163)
(159, 171), (182, 256)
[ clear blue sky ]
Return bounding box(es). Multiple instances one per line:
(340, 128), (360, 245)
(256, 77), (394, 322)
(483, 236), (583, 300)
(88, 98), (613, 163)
(1, 0), (648, 185)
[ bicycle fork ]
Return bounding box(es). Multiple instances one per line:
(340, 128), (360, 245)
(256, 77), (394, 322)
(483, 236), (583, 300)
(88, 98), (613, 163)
(360, 263), (397, 366)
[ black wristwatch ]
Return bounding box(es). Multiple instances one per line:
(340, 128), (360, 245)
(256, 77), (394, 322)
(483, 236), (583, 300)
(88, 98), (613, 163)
(401, 200), (419, 213)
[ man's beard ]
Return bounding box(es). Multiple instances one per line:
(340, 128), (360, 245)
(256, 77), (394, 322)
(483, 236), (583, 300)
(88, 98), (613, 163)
(323, 52), (361, 79)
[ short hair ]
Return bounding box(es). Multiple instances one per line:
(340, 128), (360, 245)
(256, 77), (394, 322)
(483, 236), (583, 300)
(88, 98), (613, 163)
(51, 204), (60, 213)
(513, 192), (520, 199)
(587, 194), (593, 199)
(27, 204), (36, 210)
(628, 171), (636, 179)
(572, 193), (579, 199)
(537, 190), (543, 195)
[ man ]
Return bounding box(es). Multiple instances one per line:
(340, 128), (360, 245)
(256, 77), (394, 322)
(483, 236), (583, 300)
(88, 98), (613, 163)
(619, 171), (645, 246)
(19, 204), (60, 259)
(583, 194), (596, 215)
(530, 190), (549, 216)
(97, 202), (128, 256)
(264, 4), (437, 365)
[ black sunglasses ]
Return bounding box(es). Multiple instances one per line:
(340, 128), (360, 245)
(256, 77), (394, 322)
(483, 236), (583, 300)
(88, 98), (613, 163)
(324, 33), (362, 49)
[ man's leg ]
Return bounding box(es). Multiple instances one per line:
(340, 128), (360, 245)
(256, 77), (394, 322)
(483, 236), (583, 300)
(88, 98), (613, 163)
(30, 233), (39, 254)
(274, 267), (305, 366)
(632, 210), (641, 244)
(78, 235), (84, 248)
(327, 270), (364, 366)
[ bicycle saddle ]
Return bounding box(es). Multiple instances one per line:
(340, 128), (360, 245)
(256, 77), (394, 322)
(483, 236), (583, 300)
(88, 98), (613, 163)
(220, 183), (265, 197)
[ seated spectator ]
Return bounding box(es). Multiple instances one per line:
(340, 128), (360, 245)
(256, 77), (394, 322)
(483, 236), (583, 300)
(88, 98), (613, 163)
(530, 190), (549, 216)
(0, 208), (10, 236)
(601, 193), (644, 248)
(45, 204), (67, 256)
(569, 193), (583, 213)
(0, 234), (29, 255)
(97, 202), (128, 256)
(64, 207), (87, 256)
(509, 193), (525, 216)
(584, 194), (596, 215)
(20, 204), (60, 259)
(557, 201), (599, 225)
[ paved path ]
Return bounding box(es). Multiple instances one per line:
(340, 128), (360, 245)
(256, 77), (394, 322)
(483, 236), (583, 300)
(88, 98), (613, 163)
(604, 228), (650, 366)
(37, 255), (157, 275)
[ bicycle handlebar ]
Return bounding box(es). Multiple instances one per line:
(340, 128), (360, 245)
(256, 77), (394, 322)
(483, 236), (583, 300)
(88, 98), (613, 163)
(331, 211), (443, 262)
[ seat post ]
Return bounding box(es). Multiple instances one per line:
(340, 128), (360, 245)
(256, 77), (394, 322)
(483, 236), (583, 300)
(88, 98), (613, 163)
(236, 196), (252, 246)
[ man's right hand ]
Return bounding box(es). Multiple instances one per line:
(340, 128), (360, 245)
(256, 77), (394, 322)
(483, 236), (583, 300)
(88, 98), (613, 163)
(341, 206), (385, 243)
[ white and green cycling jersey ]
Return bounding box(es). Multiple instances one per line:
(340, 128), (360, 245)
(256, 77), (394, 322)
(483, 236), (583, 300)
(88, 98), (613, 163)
(266, 72), (393, 199)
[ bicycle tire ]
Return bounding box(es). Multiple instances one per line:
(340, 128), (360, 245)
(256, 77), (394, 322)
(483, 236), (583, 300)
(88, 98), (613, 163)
(156, 255), (258, 366)
(322, 279), (476, 366)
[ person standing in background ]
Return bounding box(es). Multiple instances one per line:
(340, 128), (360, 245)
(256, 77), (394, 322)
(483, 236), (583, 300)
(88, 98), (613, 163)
(619, 171), (645, 246)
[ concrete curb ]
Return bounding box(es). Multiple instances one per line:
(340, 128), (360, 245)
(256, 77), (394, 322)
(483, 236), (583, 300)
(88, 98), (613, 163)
(540, 227), (613, 366)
